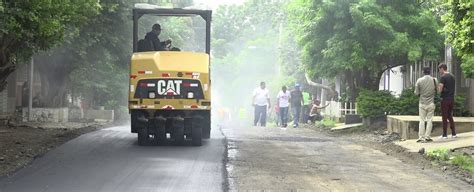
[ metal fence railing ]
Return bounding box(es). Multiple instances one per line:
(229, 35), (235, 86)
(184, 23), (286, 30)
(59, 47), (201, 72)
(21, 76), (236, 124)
(322, 101), (357, 118)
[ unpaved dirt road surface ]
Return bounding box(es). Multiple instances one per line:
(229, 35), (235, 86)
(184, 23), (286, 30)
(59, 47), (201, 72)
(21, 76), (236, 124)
(223, 125), (472, 191)
(0, 125), (226, 192)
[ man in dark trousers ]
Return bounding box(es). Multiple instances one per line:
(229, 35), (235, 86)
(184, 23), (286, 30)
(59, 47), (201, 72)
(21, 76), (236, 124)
(290, 84), (303, 128)
(145, 24), (172, 51)
(438, 63), (456, 139)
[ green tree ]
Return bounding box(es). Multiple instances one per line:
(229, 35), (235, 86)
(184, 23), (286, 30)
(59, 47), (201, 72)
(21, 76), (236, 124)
(35, 0), (198, 108)
(288, 0), (443, 99)
(34, 0), (133, 107)
(0, 0), (100, 92)
(442, 0), (474, 77)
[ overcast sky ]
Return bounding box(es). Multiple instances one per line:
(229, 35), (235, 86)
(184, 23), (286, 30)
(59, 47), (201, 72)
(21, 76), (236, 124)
(193, 0), (245, 9)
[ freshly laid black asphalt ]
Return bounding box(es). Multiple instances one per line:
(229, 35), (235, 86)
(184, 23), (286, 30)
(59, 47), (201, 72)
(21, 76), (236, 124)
(0, 125), (226, 192)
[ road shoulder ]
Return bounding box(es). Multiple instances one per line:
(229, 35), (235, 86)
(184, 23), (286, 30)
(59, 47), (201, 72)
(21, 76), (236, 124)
(0, 122), (108, 177)
(325, 124), (474, 185)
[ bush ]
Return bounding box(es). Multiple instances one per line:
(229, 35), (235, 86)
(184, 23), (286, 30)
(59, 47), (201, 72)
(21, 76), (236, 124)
(105, 100), (119, 110)
(321, 118), (337, 127)
(315, 118), (337, 129)
(357, 90), (395, 118)
(356, 88), (471, 118)
(392, 87), (418, 115)
(454, 94), (471, 117)
(426, 148), (450, 161)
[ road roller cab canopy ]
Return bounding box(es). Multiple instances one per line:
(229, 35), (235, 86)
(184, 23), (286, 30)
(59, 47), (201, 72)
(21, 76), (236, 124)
(132, 4), (212, 54)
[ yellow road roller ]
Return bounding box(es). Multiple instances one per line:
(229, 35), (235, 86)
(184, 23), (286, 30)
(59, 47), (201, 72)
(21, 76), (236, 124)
(129, 5), (212, 146)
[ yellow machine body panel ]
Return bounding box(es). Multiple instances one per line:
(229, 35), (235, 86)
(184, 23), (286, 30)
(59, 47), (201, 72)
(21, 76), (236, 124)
(128, 51), (211, 111)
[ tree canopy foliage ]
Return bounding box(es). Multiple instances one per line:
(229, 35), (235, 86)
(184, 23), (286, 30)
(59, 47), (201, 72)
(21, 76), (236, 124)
(442, 0), (474, 77)
(35, 0), (198, 108)
(32, 0), (132, 107)
(2, 0), (471, 111)
(288, 0), (443, 92)
(0, 0), (100, 91)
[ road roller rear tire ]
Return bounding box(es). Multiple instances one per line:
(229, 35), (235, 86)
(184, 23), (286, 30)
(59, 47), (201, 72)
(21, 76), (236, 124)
(173, 117), (185, 145)
(154, 116), (167, 145)
(138, 127), (148, 146)
(192, 116), (203, 146)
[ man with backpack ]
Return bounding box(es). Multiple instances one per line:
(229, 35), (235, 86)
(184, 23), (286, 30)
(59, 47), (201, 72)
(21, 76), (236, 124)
(290, 84), (303, 128)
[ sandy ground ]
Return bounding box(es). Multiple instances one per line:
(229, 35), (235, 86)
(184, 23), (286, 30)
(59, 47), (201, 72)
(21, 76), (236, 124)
(222, 124), (472, 191)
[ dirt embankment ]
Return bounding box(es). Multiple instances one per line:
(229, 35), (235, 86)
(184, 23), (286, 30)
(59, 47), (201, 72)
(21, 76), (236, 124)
(326, 125), (474, 185)
(0, 123), (104, 177)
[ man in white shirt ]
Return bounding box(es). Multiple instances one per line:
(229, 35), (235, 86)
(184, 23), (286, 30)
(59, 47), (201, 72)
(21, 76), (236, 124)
(277, 86), (291, 127)
(253, 82), (271, 127)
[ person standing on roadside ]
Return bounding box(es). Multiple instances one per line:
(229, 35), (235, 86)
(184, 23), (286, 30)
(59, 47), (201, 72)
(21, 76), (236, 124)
(414, 67), (437, 143)
(302, 88), (312, 124)
(252, 82), (271, 127)
(290, 84), (303, 128)
(277, 86), (291, 128)
(438, 63), (456, 139)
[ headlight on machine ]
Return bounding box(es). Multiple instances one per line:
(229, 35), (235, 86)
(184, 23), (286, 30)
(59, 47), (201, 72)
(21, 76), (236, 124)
(187, 92), (194, 99)
(149, 91), (156, 99)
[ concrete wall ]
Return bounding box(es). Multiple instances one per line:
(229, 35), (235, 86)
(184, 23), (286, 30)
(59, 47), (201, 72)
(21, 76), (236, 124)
(388, 116), (474, 139)
(0, 89), (6, 113)
(68, 108), (84, 122)
(22, 108), (69, 123)
(84, 109), (114, 122)
(20, 108), (114, 123)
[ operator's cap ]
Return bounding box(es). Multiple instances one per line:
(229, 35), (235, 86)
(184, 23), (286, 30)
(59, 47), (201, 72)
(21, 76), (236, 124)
(152, 24), (162, 30)
(295, 83), (300, 87)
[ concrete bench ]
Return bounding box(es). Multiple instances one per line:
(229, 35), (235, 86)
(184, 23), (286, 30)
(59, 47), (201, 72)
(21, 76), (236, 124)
(387, 115), (474, 140)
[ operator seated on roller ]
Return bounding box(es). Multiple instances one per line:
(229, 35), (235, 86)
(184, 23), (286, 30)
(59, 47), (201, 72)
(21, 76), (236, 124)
(144, 23), (172, 51)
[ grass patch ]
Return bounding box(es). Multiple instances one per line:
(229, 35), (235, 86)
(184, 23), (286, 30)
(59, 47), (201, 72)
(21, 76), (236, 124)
(426, 148), (450, 161)
(451, 155), (474, 173)
(426, 147), (474, 173)
(315, 118), (337, 129)
(266, 122), (278, 128)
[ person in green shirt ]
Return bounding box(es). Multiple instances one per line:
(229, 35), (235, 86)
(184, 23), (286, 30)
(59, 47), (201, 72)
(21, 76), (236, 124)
(238, 107), (247, 120)
(302, 88), (312, 123)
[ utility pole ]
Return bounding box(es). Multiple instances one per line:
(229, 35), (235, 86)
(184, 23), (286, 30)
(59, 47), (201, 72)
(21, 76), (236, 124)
(28, 57), (34, 121)
(445, 44), (452, 72)
(277, 22), (283, 76)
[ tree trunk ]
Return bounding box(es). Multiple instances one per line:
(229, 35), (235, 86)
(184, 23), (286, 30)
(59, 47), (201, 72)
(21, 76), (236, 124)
(304, 73), (335, 98)
(345, 70), (357, 102)
(36, 55), (70, 108)
(0, 50), (15, 92)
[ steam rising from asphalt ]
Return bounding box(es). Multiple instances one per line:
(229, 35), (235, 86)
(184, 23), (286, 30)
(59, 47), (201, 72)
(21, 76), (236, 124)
(211, 41), (280, 127)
